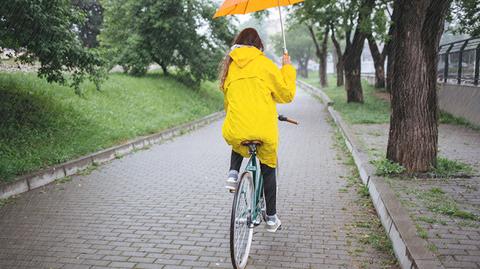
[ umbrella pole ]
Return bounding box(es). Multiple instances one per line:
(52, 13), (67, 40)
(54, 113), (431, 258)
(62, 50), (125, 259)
(277, 5), (287, 54)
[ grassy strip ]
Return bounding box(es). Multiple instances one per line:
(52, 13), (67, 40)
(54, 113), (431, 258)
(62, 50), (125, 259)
(302, 74), (390, 124)
(302, 74), (475, 178)
(439, 111), (480, 130)
(0, 72), (223, 182)
(403, 186), (479, 223)
(372, 157), (474, 178)
(417, 187), (478, 221)
(301, 73), (480, 130)
(329, 118), (397, 266)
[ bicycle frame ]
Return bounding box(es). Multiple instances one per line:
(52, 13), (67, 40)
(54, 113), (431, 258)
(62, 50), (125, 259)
(244, 147), (264, 226)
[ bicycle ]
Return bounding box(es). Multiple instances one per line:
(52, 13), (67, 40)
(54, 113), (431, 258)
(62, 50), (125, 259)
(230, 114), (298, 269)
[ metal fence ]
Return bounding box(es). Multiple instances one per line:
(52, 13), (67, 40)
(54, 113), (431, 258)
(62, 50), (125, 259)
(438, 37), (480, 86)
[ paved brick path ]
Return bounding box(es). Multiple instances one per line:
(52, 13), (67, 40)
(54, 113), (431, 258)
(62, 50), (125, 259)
(0, 90), (396, 269)
(354, 124), (480, 269)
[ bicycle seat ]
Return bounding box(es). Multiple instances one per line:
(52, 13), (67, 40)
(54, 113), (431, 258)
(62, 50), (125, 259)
(241, 140), (263, 146)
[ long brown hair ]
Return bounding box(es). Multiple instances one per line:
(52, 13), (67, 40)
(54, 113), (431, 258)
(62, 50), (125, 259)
(219, 28), (264, 90)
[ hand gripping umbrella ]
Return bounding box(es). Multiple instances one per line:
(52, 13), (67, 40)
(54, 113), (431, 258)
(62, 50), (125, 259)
(213, 0), (304, 54)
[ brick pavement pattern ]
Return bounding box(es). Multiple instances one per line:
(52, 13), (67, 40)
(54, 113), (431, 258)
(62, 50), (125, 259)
(354, 124), (480, 269)
(0, 90), (395, 269)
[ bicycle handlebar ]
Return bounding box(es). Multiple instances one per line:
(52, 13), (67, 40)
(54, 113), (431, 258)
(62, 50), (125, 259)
(278, 114), (299, 125)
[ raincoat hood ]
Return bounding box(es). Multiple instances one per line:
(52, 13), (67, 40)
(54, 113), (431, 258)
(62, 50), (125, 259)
(229, 46), (263, 68)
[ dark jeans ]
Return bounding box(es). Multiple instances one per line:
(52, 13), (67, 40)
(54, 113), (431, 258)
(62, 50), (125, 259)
(230, 150), (277, 216)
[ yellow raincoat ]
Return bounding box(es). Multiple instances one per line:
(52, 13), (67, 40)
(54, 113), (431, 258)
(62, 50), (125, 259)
(221, 46), (296, 168)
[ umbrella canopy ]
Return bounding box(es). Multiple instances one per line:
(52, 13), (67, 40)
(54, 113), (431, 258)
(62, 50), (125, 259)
(213, 0), (304, 53)
(213, 0), (304, 18)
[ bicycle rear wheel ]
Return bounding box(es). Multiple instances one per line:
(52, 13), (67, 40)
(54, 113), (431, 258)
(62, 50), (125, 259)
(230, 171), (254, 269)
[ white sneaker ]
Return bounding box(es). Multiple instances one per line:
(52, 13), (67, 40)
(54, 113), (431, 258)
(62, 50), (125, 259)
(225, 170), (238, 191)
(265, 215), (282, 233)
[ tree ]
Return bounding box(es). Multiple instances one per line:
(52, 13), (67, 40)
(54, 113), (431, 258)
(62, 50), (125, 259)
(366, 34), (386, 88)
(273, 24), (314, 78)
(307, 26), (329, 86)
(297, 0), (375, 102)
(295, 0), (337, 87)
(385, 5), (398, 92)
(72, 0), (103, 48)
(0, 0), (105, 94)
(100, 0), (235, 86)
(365, 2), (390, 89)
(386, 0), (452, 172)
(342, 0), (375, 103)
(330, 25), (344, 86)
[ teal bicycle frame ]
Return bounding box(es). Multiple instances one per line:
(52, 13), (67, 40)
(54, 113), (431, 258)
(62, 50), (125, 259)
(244, 145), (264, 226)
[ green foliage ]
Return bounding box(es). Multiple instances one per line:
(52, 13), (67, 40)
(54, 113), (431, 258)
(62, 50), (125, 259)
(449, 0), (480, 36)
(0, 72), (223, 182)
(432, 157), (474, 178)
(372, 158), (406, 176)
(0, 0), (106, 93)
(272, 24), (314, 77)
(369, 1), (391, 42)
(99, 0), (235, 86)
(72, 0), (104, 48)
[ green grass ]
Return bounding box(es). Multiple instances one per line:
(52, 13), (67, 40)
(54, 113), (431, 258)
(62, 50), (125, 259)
(440, 111), (480, 130)
(0, 72), (223, 182)
(0, 197), (15, 208)
(418, 187), (478, 221)
(372, 156), (473, 178)
(372, 158), (406, 177)
(431, 157), (474, 178)
(301, 73), (391, 124)
(416, 224), (429, 239)
(329, 118), (397, 265)
(416, 216), (447, 225)
(301, 73), (480, 129)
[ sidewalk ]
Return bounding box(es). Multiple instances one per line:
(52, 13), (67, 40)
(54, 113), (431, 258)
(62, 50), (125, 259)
(354, 123), (480, 269)
(0, 90), (397, 269)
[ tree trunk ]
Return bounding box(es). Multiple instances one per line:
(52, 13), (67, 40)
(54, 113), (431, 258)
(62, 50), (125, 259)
(308, 25), (328, 87)
(342, 0), (374, 102)
(304, 54), (310, 78)
(385, 6), (398, 93)
(331, 26), (344, 87)
(344, 30), (366, 103)
(344, 44), (364, 103)
(319, 28), (329, 87)
(386, 53), (394, 92)
(299, 60), (308, 78)
(332, 48), (337, 73)
(160, 63), (169, 76)
(367, 35), (386, 88)
(386, 0), (451, 172)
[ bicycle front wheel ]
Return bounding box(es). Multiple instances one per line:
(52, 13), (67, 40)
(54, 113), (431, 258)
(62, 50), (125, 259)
(230, 171), (254, 269)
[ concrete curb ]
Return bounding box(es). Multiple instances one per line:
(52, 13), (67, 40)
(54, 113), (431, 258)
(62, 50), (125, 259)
(0, 111), (225, 199)
(298, 80), (444, 269)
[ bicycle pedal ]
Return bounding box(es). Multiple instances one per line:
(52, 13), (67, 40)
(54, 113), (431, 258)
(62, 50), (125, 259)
(228, 189), (236, 193)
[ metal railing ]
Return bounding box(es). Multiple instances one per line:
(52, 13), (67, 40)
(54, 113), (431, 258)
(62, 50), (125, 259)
(438, 37), (480, 86)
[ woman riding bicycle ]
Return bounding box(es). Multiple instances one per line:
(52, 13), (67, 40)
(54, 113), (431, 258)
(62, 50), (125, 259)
(219, 28), (296, 232)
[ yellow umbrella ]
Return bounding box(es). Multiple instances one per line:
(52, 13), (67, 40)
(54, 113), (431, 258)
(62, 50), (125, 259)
(213, 0), (305, 53)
